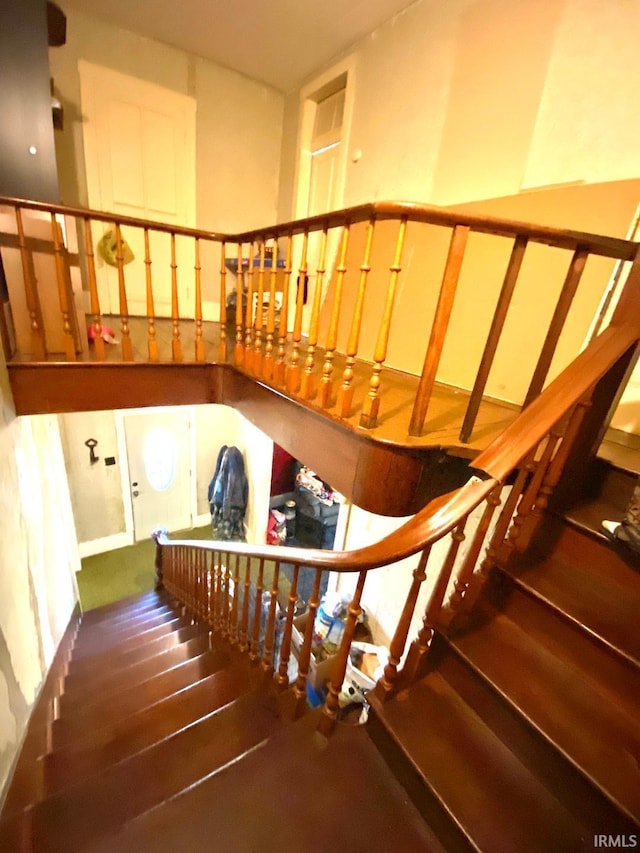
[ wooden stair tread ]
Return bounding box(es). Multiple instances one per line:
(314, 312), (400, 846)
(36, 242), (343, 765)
(75, 603), (182, 638)
(452, 603), (640, 820)
(67, 616), (191, 673)
(62, 622), (209, 692)
(369, 671), (590, 853)
(504, 537), (640, 666)
(58, 634), (214, 715)
(3, 690), (281, 853)
(79, 592), (170, 625)
(86, 720), (444, 853)
(44, 666), (253, 794)
(73, 608), (185, 655)
(51, 647), (229, 738)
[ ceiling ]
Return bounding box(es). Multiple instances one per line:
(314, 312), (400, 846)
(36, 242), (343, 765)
(60, 0), (419, 92)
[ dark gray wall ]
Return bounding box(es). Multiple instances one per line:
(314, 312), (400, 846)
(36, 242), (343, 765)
(0, 0), (59, 201)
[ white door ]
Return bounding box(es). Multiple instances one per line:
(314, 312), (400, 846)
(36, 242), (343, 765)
(124, 409), (192, 541)
(79, 61), (196, 317)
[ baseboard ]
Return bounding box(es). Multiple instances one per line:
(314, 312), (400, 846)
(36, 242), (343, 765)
(78, 531), (133, 560)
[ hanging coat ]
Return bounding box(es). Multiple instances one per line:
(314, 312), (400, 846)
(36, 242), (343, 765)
(208, 446), (248, 541)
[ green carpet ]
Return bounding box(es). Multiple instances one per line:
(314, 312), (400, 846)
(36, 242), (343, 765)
(78, 527), (291, 613)
(78, 526), (214, 611)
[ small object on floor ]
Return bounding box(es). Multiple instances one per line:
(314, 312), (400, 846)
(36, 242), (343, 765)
(601, 519), (640, 556)
(87, 323), (118, 344)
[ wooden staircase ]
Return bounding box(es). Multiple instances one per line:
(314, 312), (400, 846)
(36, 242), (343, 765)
(367, 453), (640, 851)
(0, 590), (439, 852)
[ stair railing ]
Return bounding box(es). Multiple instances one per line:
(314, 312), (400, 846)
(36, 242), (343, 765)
(2, 195), (637, 446)
(152, 308), (640, 734)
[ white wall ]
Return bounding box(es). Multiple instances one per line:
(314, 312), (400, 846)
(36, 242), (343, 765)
(194, 404), (273, 544)
(50, 5), (284, 233)
(0, 358), (79, 797)
(280, 0), (640, 215)
(60, 404), (274, 552)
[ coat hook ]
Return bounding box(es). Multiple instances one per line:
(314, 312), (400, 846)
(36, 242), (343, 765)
(84, 438), (99, 465)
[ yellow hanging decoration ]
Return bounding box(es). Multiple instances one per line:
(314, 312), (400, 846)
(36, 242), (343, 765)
(97, 228), (135, 266)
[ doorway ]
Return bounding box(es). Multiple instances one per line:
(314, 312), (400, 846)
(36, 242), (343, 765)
(78, 61), (196, 317)
(122, 408), (192, 541)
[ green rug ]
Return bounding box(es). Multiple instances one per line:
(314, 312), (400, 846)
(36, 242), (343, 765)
(78, 526), (214, 611)
(77, 527), (289, 613)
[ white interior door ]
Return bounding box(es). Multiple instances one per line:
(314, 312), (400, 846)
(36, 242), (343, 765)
(79, 61), (196, 317)
(123, 409), (192, 541)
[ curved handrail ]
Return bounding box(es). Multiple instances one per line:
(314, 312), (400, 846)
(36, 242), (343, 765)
(1, 195), (637, 260)
(154, 474), (497, 571)
(157, 318), (640, 569)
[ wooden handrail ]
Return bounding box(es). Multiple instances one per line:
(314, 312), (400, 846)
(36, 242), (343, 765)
(2, 196), (637, 261)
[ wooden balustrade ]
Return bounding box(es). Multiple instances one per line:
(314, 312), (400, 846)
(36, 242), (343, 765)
(2, 195), (639, 454)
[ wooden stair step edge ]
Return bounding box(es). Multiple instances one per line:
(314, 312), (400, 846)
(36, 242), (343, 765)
(499, 537), (640, 668)
(75, 601), (182, 639)
(1, 690), (282, 853)
(67, 615), (193, 675)
(43, 665), (254, 796)
(367, 670), (595, 853)
(451, 581), (640, 822)
(62, 622), (210, 693)
(85, 715), (443, 853)
(57, 633), (215, 720)
(434, 635), (636, 835)
(78, 591), (170, 625)
(72, 607), (187, 655)
(50, 647), (230, 740)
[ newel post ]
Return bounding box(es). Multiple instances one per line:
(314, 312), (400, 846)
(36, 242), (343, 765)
(151, 527), (167, 591)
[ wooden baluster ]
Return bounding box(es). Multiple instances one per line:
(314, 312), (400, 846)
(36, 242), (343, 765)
(408, 224), (470, 436)
(219, 241), (227, 361)
(244, 242), (255, 372)
(274, 233), (293, 386)
(444, 485), (503, 621)
(239, 557), (252, 652)
(231, 553), (241, 645)
(375, 549), (430, 701)
(114, 223), (133, 361)
(51, 213), (76, 361)
(360, 218), (408, 429)
(262, 238), (279, 381)
(249, 558), (265, 662)
(15, 207), (46, 359)
(401, 519), (468, 685)
(504, 436), (558, 555)
(523, 248), (589, 407)
(320, 224), (350, 408)
(234, 242), (244, 365)
(253, 242), (266, 374)
(300, 227), (328, 400)
(142, 229), (158, 361)
(459, 235), (528, 442)
(286, 231), (308, 394)
(222, 554), (232, 637)
(153, 535), (164, 591)
(293, 568), (322, 718)
(337, 218), (375, 418)
(169, 233), (182, 362)
(206, 551), (214, 627)
(519, 397), (592, 550)
(194, 237), (204, 362)
(84, 217), (105, 361)
(318, 570), (368, 736)
(212, 551), (222, 632)
(261, 561), (281, 674)
(274, 565), (299, 690)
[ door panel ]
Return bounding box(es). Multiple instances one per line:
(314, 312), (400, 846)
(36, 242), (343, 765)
(79, 61), (196, 317)
(124, 409), (192, 541)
